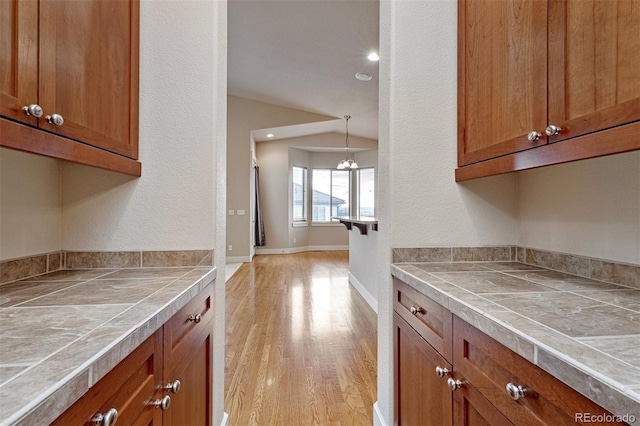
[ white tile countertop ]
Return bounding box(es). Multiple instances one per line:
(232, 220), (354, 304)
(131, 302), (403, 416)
(391, 261), (640, 423)
(0, 266), (216, 425)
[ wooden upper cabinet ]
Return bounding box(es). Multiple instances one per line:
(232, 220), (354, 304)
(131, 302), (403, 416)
(457, 0), (640, 180)
(38, 0), (139, 158)
(0, 0), (38, 125)
(547, 0), (640, 143)
(0, 0), (141, 175)
(458, 0), (548, 166)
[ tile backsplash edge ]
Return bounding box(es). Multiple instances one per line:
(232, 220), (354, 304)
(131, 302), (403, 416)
(392, 246), (639, 289)
(0, 249), (214, 284)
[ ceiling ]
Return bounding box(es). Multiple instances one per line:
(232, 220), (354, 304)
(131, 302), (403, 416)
(227, 0), (380, 141)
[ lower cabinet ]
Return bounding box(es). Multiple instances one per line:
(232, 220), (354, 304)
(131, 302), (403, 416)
(393, 279), (621, 426)
(53, 282), (214, 425)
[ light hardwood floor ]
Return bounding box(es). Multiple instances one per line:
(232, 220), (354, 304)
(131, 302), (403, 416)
(225, 251), (378, 425)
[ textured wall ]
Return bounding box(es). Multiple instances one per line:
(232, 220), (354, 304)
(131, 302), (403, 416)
(0, 149), (62, 260)
(518, 151), (640, 265)
(61, 0), (217, 252)
(376, 1), (518, 424)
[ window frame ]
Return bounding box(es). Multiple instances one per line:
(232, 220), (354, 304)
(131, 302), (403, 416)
(291, 165), (308, 225)
(311, 168), (351, 224)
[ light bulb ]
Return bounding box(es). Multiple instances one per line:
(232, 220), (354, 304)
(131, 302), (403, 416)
(337, 162), (345, 169)
(350, 161), (359, 169)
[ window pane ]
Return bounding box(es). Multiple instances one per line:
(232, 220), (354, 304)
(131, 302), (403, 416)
(332, 170), (350, 219)
(312, 169), (350, 222)
(292, 166), (306, 221)
(358, 168), (375, 217)
(312, 169), (331, 222)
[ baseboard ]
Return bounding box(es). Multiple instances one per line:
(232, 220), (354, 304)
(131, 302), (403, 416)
(220, 412), (229, 426)
(373, 402), (387, 426)
(348, 272), (378, 314)
(255, 245), (348, 255)
(226, 255), (251, 263)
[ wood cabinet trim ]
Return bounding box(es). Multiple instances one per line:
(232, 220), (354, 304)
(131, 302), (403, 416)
(455, 120), (640, 181)
(1, 117), (142, 176)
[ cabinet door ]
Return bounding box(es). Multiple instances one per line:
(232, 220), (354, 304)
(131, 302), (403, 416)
(164, 317), (213, 426)
(458, 0), (548, 166)
(38, 0), (139, 158)
(52, 330), (163, 426)
(394, 312), (453, 426)
(452, 379), (513, 426)
(547, 0), (640, 143)
(0, 0), (38, 125)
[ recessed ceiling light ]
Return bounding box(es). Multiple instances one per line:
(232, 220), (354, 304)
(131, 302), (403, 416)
(355, 72), (372, 81)
(367, 52), (379, 61)
(266, 133), (274, 138)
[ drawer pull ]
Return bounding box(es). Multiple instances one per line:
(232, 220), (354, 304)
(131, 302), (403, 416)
(506, 383), (527, 400)
(435, 366), (450, 378)
(188, 313), (202, 323)
(149, 395), (172, 410)
(447, 378), (463, 391)
(22, 104), (43, 118)
(545, 124), (562, 136)
(45, 113), (64, 126)
(409, 306), (424, 316)
(527, 130), (542, 142)
(165, 379), (182, 394)
(91, 408), (118, 426)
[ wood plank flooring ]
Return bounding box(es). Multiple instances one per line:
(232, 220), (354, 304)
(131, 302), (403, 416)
(225, 251), (378, 425)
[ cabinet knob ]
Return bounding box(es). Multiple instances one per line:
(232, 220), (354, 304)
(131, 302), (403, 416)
(149, 395), (172, 411)
(46, 113), (64, 126)
(435, 366), (450, 378)
(409, 306), (424, 316)
(188, 313), (202, 323)
(22, 104), (43, 118)
(165, 379), (182, 394)
(545, 124), (562, 136)
(447, 378), (463, 391)
(91, 408), (118, 426)
(527, 131), (542, 142)
(505, 382), (527, 400)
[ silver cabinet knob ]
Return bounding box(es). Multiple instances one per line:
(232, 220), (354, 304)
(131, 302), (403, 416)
(545, 124), (562, 136)
(46, 113), (64, 126)
(447, 378), (462, 391)
(22, 104), (43, 118)
(188, 313), (202, 323)
(506, 382), (527, 400)
(165, 379), (181, 394)
(91, 408), (118, 426)
(527, 131), (542, 142)
(149, 395), (171, 410)
(409, 306), (424, 316)
(435, 366), (450, 378)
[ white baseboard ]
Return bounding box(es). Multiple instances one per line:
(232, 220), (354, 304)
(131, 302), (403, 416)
(348, 272), (378, 314)
(219, 412), (229, 426)
(255, 245), (348, 255)
(373, 402), (387, 426)
(226, 255), (251, 263)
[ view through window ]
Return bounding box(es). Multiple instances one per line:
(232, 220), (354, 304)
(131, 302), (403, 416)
(292, 166), (307, 222)
(357, 167), (375, 217)
(312, 169), (349, 222)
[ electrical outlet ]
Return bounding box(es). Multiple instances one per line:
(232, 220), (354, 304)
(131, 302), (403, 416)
(228, 245), (233, 251)
(237, 209), (246, 215)
(228, 210), (235, 215)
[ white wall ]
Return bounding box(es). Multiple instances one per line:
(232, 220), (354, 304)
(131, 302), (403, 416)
(518, 151), (640, 264)
(227, 96), (336, 259)
(376, 1), (519, 424)
(255, 133), (377, 252)
(0, 149), (62, 260)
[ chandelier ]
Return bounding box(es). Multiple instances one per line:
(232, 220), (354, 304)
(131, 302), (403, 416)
(337, 115), (358, 169)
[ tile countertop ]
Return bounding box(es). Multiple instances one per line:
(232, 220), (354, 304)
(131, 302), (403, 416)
(391, 261), (640, 422)
(0, 266), (217, 426)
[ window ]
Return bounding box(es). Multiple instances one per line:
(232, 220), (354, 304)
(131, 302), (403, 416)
(292, 166), (307, 222)
(357, 168), (375, 217)
(312, 169), (350, 222)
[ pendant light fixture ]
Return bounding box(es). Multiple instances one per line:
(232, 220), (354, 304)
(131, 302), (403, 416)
(337, 115), (358, 170)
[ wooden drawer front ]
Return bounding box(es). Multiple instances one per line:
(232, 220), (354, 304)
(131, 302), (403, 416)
(53, 330), (163, 425)
(395, 312), (453, 426)
(394, 277), (453, 361)
(164, 282), (213, 373)
(453, 316), (619, 425)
